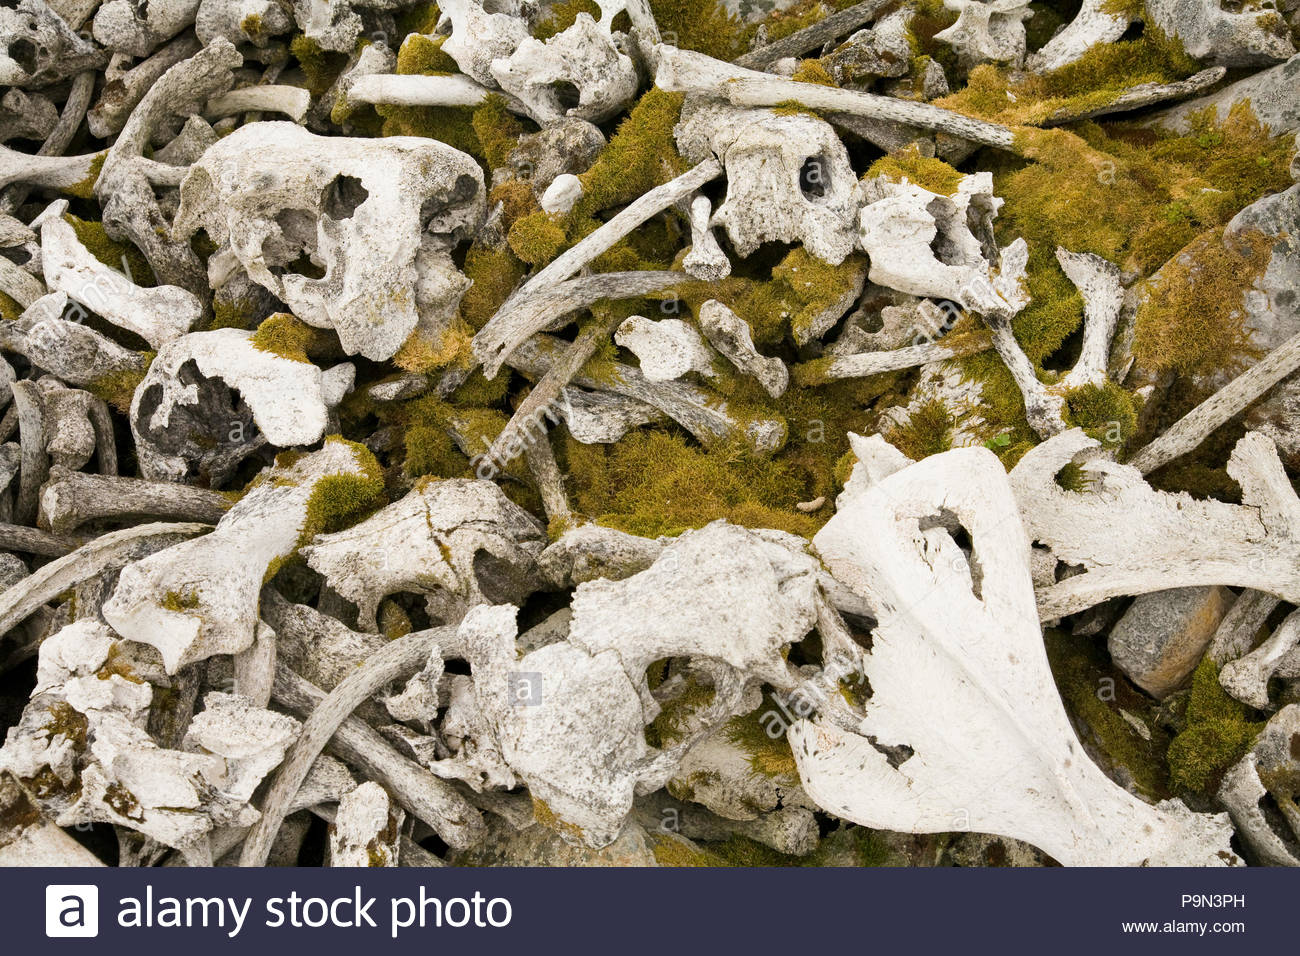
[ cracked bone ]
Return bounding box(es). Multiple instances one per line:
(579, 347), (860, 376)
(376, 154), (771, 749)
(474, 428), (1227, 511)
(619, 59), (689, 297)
(33, 200), (202, 348)
(682, 194), (730, 281)
(1053, 248), (1124, 391)
(0, 293), (150, 392)
(490, 13), (638, 124)
(130, 328), (355, 483)
(0, 0), (105, 86)
(175, 121), (484, 361)
(792, 441), (1239, 865)
(0, 144), (102, 194)
(698, 299), (789, 398)
(1010, 429), (1300, 619)
(329, 781), (403, 866)
(40, 468), (231, 534)
(102, 439), (378, 672)
(93, 0), (203, 57)
(1143, 0), (1295, 67)
(556, 387), (666, 443)
(934, 0), (1032, 69)
(614, 315), (716, 383)
(1220, 609), (1300, 710)
(675, 100), (859, 264)
(86, 33), (202, 140)
(205, 85), (312, 123)
(301, 478), (546, 631)
(1025, 0), (1132, 73)
(0, 89), (57, 145)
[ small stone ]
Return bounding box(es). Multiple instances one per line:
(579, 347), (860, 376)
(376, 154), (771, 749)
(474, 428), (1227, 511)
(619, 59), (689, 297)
(1108, 586), (1234, 698)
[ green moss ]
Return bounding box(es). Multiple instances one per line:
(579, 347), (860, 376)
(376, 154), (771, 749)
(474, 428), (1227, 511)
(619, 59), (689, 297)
(790, 59), (836, 85)
(561, 429), (825, 538)
(377, 103), (482, 158)
(459, 245), (527, 330)
(645, 672), (718, 748)
(298, 437), (387, 545)
(1167, 659), (1264, 796)
(771, 249), (867, 342)
(396, 33), (459, 75)
(378, 599), (413, 639)
(535, 0), (602, 39)
(867, 145), (964, 196)
(472, 95), (525, 170)
(66, 152), (104, 200)
(1132, 228), (1271, 378)
(1044, 628), (1170, 799)
(64, 214), (155, 287)
(1064, 382), (1138, 449)
(575, 88), (688, 219)
(161, 588), (201, 612)
(0, 291), (22, 322)
(888, 399), (954, 460)
(290, 35), (347, 98)
(507, 211), (569, 265)
(722, 691), (799, 783)
(649, 0), (752, 60)
(251, 312), (316, 363)
(87, 354), (153, 413)
(209, 294), (260, 331)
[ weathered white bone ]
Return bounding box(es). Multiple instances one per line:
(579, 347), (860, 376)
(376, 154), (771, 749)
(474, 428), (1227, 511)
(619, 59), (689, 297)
(329, 782), (403, 866)
(87, 33), (201, 140)
(1220, 609), (1300, 709)
(0, 293), (149, 392)
(1144, 0), (1295, 67)
(1011, 429), (1300, 618)
(0, 89), (56, 145)
(793, 441), (1238, 865)
(1026, 0), (1132, 73)
(102, 440), (377, 672)
(93, 0), (202, 57)
(1144, 53), (1300, 138)
(205, 85), (312, 122)
(698, 299), (788, 398)
(1218, 705), (1300, 865)
(614, 316), (716, 383)
(934, 0), (1032, 69)
(682, 194), (730, 282)
(537, 523), (664, 588)
(345, 72), (498, 109)
(676, 100), (858, 264)
(435, 0), (530, 85)
(491, 14), (637, 124)
(539, 174), (583, 216)
(175, 121), (484, 361)
(302, 478), (545, 631)
(196, 0), (292, 49)
(33, 200), (201, 348)
(0, 0), (105, 86)
(131, 328), (354, 483)
(1054, 248), (1123, 391)
(0, 144), (102, 193)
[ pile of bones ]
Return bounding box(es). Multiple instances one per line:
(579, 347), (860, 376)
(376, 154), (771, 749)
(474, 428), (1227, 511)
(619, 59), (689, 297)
(0, 0), (1299, 867)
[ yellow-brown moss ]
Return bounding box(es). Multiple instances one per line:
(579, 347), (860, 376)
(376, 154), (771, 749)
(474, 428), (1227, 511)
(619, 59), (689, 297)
(298, 438), (387, 544)
(64, 214), (155, 287)
(87, 354), (153, 413)
(574, 88), (688, 219)
(866, 144), (964, 196)
(649, 0), (752, 60)
(888, 399), (954, 460)
(250, 312), (316, 363)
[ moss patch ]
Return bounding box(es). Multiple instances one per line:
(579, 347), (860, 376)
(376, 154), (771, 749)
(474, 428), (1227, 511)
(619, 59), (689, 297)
(251, 313), (318, 363)
(298, 438), (387, 545)
(64, 214), (155, 287)
(867, 144), (964, 196)
(888, 399), (954, 460)
(1166, 658), (1264, 796)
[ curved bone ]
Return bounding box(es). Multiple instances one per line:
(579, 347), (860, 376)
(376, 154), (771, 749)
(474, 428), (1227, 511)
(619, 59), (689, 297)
(0, 144), (102, 193)
(87, 33), (202, 139)
(34, 200), (202, 347)
(243, 623), (473, 866)
(794, 441), (1237, 866)
(1055, 248), (1123, 391)
(10, 381), (46, 527)
(473, 158), (722, 376)
(102, 440), (377, 672)
(0, 521), (207, 637)
(1011, 429), (1300, 618)
(1026, 0), (1133, 73)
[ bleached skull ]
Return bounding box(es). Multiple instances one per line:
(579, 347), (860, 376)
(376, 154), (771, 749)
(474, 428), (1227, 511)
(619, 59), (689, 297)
(174, 122), (485, 361)
(490, 13), (639, 124)
(676, 101), (858, 264)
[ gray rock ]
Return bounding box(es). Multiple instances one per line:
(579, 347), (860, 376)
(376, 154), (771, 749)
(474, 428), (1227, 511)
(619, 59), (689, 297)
(1108, 586), (1234, 698)
(1145, 54), (1300, 137)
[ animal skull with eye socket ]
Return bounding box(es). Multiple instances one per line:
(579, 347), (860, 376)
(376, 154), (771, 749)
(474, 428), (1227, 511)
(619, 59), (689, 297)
(173, 121), (485, 361)
(675, 100), (858, 264)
